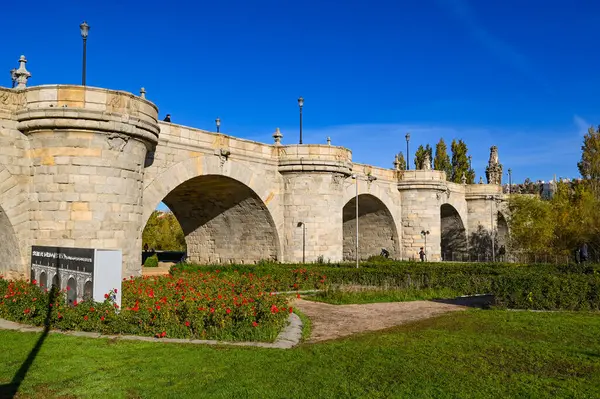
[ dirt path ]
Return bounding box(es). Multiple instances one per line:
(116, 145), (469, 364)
(292, 299), (467, 342)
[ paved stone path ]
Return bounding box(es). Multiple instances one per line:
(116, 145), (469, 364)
(292, 298), (467, 342)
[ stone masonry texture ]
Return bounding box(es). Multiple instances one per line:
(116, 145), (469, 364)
(0, 84), (506, 279)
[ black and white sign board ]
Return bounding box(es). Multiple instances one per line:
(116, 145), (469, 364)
(30, 246), (122, 307)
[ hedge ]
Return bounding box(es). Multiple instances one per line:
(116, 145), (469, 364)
(172, 261), (600, 310)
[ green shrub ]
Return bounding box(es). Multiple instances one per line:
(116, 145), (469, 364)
(170, 261), (600, 311)
(144, 254), (159, 268)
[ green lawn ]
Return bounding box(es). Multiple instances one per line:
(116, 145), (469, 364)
(1, 310), (599, 398)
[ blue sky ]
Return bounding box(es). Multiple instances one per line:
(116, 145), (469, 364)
(2, 0), (599, 187)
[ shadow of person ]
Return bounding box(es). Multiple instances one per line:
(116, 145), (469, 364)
(0, 279), (60, 398)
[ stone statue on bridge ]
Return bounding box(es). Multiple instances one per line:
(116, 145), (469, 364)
(485, 146), (503, 185)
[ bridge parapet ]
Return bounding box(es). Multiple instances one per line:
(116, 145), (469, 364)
(397, 170), (447, 191)
(15, 85), (159, 145)
(277, 144), (352, 175)
(465, 183), (503, 200)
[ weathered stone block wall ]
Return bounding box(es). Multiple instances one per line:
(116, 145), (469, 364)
(0, 89), (31, 277)
(15, 86), (159, 277)
(279, 144), (352, 262)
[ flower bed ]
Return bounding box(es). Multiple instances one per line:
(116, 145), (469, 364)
(0, 270), (317, 342)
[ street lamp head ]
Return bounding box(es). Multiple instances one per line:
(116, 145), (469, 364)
(215, 117), (221, 127)
(508, 168), (512, 174)
(10, 68), (16, 81)
(420, 230), (430, 236)
(80, 21), (90, 39)
(367, 175), (377, 182)
(297, 221), (304, 227)
(351, 174), (357, 179)
(297, 96), (304, 107)
(405, 132), (410, 142)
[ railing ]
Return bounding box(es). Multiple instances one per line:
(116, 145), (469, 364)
(441, 252), (577, 264)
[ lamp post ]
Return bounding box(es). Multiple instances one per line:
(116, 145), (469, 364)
(487, 195), (496, 262)
(297, 222), (306, 263)
(10, 68), (16, 88)
(352, 174), (377, 268)
(421, 230), (430, 261)
(405, 133), (410, 170)
(215, 117), (221, 133)
(80, 21), (90, 86)
(298, 96), (304, 144)
(508, 168), (512, 194)
(468, 155), (472, 170)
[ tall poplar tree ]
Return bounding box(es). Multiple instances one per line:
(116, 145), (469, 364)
(451, 139), (475, 183)
(396, 151), (407, 171)
(434, 138), (452, 179)
(578, 125), (600, 195)
(414, 144), (432, 169)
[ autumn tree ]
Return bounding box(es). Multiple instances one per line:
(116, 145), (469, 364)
(450, 139), (475, 183)
(434, 138), (452, 179)
(414, 144), (432, 169)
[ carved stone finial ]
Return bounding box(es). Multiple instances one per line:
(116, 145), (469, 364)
(393, 154), (400, 171)
(327, 137), (331, 146)
(140, 87), (146, 99)
(479, 176), (483, 184)
(273, 128), (283, 145)
(422, 152), (432, 170)
(461, 172), (467, 185)
(13, 55), (31, 90)
(485, 145), (503, 185)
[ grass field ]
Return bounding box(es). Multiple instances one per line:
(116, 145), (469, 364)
(1, 309), (599, 398)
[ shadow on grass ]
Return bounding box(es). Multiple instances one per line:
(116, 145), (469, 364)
(432, 294), (494, 309)
(0, 278), (60, 398)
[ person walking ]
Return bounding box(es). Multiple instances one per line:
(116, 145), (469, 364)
(419, 247), (426, 262)
(580, 243), (589, 263)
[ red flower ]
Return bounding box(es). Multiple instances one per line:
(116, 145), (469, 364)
(104, 293), (109, 299)
(155, 305), (161, 311)
(252, 321), (258, 327)
(161, 331), (166, 338)
(226, 308), (231, 314)
(210, 308), (215, 313)
(23, 308), (30, 314)
(89, 307), (95, 312)
(185, 321), (190, 327)
(66, 286), (71, 291)
(270, 305), (279, 314)
(114, 289), (118, 293)
(73, 300), (78, 306)
(84, 315), (89, 321)
(100, 316), (105, 321)
(289, 307), (293, 313)
(32, 279), (37, 285)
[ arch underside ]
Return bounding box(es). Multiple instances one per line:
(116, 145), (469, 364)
(0, 206), (21, 276)
(163, 175), (279, 264)
(342, 194), (399, 260)
(441, 204), (468, 259)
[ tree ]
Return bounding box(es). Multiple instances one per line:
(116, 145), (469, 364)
(396, 151), (407, 171)
(142, 211), (186, 251)
(578, 125), (600, 194)
(449, 139), (475, 183)
(434, 138), (452, 179)
(414, 144), (432, 169)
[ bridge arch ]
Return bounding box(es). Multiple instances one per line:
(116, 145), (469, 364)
(0, 167), (24, 277)
(142, 155), (283, 263)
(341, 185), (400, 260)
(440, 203), (468, 260)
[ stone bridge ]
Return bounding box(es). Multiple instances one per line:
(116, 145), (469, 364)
(0, 82), (508, 279)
